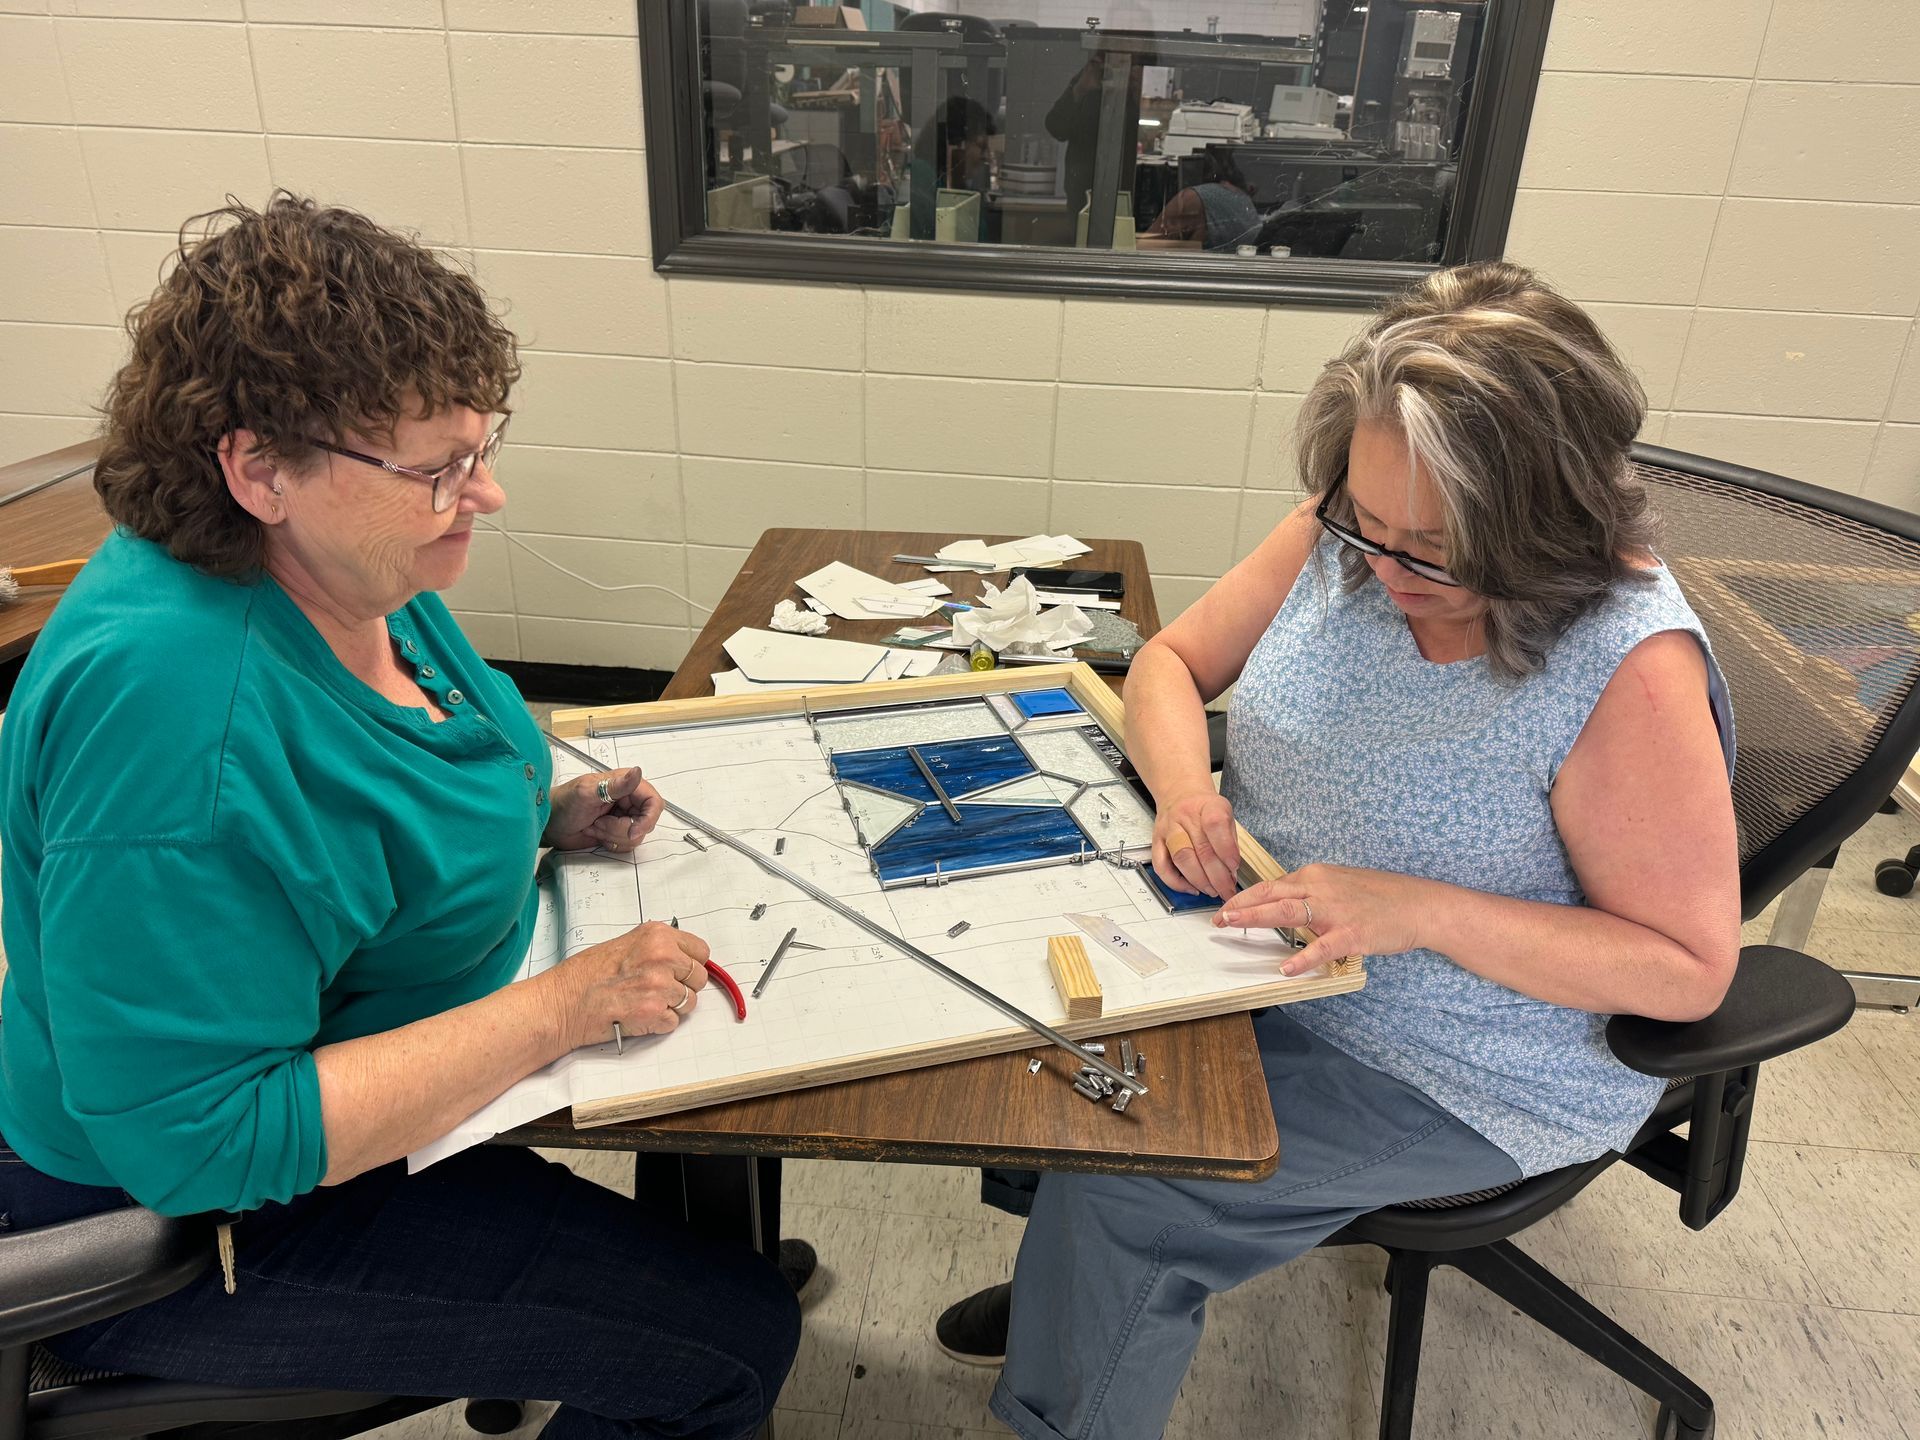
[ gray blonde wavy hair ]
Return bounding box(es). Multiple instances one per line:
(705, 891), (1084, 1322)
(1295, 261), (1655, 679)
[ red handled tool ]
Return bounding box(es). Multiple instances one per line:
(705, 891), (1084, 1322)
(703, 957), (747, 1021)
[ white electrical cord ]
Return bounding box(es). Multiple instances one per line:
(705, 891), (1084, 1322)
(476, 517), (715, 614)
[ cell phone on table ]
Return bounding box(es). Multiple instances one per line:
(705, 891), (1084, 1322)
(1009, 567), (1126, 598)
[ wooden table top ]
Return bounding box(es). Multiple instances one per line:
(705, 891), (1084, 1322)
(508, 527), (1281, 1181)
(0, 441), (109, 666)
(662, 527), (1162, 703)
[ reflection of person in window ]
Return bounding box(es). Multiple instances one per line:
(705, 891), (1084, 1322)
(1145, 150), (1261, 251)
(1046, 52), (1144, 215)
(1045, 54), (1107, 212)
(906, 96), (997, 241)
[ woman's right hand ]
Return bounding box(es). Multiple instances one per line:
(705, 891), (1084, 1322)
(547, 921), (711, 1050)
(1153, 790), (1242, 899)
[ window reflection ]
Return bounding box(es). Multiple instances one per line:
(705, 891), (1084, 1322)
(698, 0), (1485, 264)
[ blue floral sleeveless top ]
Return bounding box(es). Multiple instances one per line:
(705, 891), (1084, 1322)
(1223, 534), (1735, 1175)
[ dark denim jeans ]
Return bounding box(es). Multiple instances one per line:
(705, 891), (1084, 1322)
(0, 1139), (799, 1440)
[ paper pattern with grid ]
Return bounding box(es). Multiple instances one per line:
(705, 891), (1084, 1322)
(410, 696), (1349, 1170)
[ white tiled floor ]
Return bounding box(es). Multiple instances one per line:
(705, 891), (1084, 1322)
(377, 808), (1920, 1440)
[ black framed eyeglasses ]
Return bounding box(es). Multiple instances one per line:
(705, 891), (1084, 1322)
(306, 419), (508, 514)
(1315, 488), (1461, 587)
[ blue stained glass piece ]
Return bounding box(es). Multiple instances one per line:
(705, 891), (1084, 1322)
(831, 735), (1035, 804)
(1012, 688), (1082, 719)
(873, 803), (1090, 883)
(1139, 863), (1224, 913)
(830, 748), (935, 804)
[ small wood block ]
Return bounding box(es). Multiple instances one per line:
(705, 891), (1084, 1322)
(1047, 934), (1103, 1021)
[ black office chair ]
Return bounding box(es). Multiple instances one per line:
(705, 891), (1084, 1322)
(1320, 443), (1920, 1440)
(0, 1207), (521, 1438)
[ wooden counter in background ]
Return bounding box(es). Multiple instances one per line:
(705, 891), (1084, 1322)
(1, 441), (108, 670)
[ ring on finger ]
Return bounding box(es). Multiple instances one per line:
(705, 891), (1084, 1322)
(596, 778), (613, 804)
(670, 984), (693, 1014)
(1301, 898), (1314, 928)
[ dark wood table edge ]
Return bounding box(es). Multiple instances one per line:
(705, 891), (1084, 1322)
(496, 1120), (1280, 1184)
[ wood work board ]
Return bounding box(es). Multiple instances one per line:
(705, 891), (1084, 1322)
(548, 664), (1363, 1128)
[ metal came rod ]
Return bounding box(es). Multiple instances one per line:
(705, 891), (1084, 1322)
(907, 745), (962, 822)
(891, 552), (997, 570)
(0, 459), (95, 511)
(752, 926), (800, 1000)
(544, 729), (1146, 1096)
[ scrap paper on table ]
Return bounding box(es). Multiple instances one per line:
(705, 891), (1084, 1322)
(796, 560), (950, 621)
(922, 535), (1092, 574)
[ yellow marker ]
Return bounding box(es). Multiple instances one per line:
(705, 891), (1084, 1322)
(968, 640), (996, 671)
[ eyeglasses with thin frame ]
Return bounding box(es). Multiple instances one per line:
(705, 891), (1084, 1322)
(305, 419), (508, 514)
(1315, 478), (1461, 587)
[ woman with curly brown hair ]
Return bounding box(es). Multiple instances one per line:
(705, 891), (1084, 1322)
(0, 194), (798, 1438)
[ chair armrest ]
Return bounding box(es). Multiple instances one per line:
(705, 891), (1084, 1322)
(0, 1207), (213, 1348)
(1607, 944), (1855, 1079)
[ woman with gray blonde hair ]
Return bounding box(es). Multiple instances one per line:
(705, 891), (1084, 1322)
(941, 263), (1741, 1440)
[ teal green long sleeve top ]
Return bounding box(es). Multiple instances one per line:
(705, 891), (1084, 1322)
(0, 530), (550, 1216)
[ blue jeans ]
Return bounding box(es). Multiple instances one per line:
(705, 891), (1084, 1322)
(0, 1141), (799, 1440)
(990, 1010), (1523, 1440)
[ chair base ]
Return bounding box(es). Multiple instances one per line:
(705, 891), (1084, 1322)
(1656, 1400), (1716, 1439)
(462, 1398), (526, 1435)
(1370, 1240), (1713, 1440)
(1842, 971), (1920, 1012)
(24, 1380), (439, 1440)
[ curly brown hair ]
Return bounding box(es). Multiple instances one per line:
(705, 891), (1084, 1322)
(96, 191), (521, 577)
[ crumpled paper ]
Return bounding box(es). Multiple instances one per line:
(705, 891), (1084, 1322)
(949, 577), (1094, 655)
(770, 599), (830, 636)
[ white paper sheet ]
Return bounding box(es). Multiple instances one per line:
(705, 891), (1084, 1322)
(878, 648), (942, 680)
(1029, 590), (1123, 610)
(713, 647), (938, 693)
(927, 534), (1095, 573)
(722, 627), (889, 684)
(713, 669), (805, 694)
(796, 561), (949, 620)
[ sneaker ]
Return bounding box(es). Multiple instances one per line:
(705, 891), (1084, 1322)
(934, 1281), (1012, 1366)
(779, 1238), (819, 1297)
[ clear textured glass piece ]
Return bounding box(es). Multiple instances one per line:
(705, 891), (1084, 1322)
(955, 773), (1080, 807)
(839, 782), (921, 847)
(813, 701), (1005, 756)
(1068, 782), (1156, 852)
(1018, 727), (1120, 783)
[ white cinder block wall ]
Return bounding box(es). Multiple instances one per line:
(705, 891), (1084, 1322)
(1, 0), (1916, 671)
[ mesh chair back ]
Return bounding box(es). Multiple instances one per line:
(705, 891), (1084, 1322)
(1634, 444), (1920, 915)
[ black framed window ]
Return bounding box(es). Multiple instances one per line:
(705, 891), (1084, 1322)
(641, 1), (1552, 307)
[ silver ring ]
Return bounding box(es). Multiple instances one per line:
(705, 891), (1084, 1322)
(596, 778), (613, 804)
(1301, 898), (1314, 927)
(670, 984), (693, 1014)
